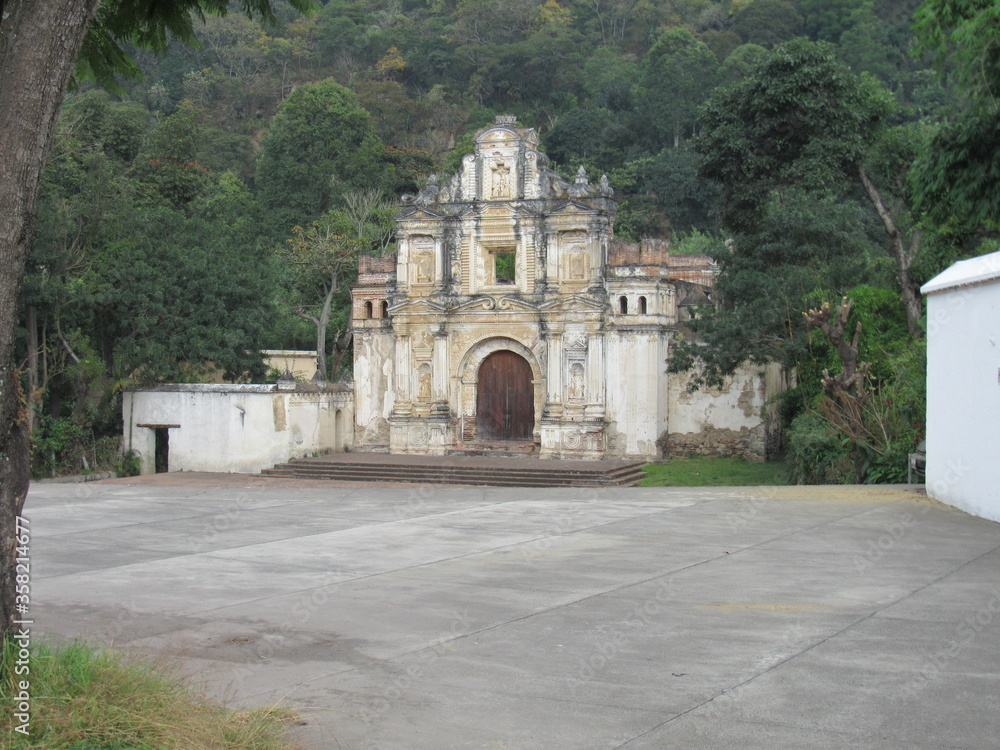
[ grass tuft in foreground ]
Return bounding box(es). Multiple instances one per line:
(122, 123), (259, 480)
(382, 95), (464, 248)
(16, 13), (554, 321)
(1, 639), (298, 750)
(640, 457), (790, 487)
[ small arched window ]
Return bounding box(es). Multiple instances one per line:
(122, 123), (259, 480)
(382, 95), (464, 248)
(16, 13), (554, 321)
(619, 296), (628, 315)
(639, 296), (647, 314)
(381, 300), (389, 318)
(364, 300), (373, 319)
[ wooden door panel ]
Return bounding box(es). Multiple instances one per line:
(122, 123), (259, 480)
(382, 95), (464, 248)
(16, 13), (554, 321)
(476, 351), (533, 441)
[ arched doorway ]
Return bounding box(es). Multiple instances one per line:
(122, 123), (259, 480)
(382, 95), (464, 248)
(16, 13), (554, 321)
(476, 350), (533, 441)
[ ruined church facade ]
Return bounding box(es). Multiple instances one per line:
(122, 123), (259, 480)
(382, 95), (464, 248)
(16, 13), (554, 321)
(352, 116), (777, 460)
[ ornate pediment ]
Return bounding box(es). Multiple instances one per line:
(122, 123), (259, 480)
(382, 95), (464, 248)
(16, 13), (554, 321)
(549, 199), (603, 215)
(389, 298), (448, 316)
(450, 296), (540, 314)
(538, 294), (607, 312)
(398, 205), (447, 222)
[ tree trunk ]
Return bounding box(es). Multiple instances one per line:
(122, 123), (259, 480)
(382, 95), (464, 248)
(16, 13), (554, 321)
(857, 164), (924, 336)
(316, 281), (335, 379)
(804, 298), (866, 397)
(0, 0), (102, 636)
(25, 305), (39, 433)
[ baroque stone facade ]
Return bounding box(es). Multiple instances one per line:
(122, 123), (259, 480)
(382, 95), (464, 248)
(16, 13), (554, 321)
(352, 115), (778, 460)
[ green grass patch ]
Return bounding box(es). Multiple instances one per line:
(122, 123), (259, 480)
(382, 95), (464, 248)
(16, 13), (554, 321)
(1, 639), (299, 750)
(640, 457), (790, 487)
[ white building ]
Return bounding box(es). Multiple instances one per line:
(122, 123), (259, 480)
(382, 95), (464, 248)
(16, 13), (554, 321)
(123, 381), (353, 475)
(922, 250), (1000, 522)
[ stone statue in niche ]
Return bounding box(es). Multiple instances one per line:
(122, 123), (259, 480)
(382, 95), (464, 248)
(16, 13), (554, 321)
(491, 157), (511, 199)
(415, 253), (433, 283)
(568, 362), (585, 402)
(569, 253), (586, 280)
(418, 363), (432, 400)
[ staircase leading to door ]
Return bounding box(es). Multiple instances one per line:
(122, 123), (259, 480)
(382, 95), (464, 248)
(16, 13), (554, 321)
(260, 452), (647, 487)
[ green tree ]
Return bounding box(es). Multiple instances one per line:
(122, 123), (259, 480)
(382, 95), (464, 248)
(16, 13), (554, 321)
(695, 39), (925, 333)
(910, 0), (1000, 234)
(637, 145), (719, 233)
(668, 190), (881, 389)
(797, 0), (865, 42)
(719, 43), (769, 84)
(638, 27), (719, 149)
(279, 213), (360, 379)
(582, 48), (639, 112)
(0, 0), (309, 635)
(256, 78), (391, 235)
(733, 0), (804, 47)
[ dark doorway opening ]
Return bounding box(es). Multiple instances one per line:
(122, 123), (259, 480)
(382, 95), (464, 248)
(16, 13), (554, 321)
(476, 350), (533, 441)
(154, 428), (169, 473)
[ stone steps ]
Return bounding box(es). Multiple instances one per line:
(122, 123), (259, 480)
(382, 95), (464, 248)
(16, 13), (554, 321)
(260, 454), (647, 487)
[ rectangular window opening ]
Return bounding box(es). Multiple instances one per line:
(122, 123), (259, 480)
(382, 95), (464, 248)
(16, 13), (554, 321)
(494, 251), (516, 285)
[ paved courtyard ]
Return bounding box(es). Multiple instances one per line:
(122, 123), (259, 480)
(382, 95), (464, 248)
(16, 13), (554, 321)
(27, 477), (1000, 749)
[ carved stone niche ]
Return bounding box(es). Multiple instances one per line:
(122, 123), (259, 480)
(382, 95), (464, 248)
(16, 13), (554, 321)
(410, 235), (435, 285)
(561, 230), (589, 282)
(567, 362), (586, 402)
(417, 362), (432, 401)
(564, 330), (588, 412)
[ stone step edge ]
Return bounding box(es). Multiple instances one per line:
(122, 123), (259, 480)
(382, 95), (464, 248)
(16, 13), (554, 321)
(263, 465), (646, 480)
(257, 472), (645, 487)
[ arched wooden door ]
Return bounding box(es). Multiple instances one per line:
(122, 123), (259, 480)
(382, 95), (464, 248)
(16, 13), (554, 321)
(476, 350), (533, 441)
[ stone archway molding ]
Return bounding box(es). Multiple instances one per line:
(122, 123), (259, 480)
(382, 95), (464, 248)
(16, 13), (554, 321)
(457, 336), (543, 443)
(458, 335), (542, 384)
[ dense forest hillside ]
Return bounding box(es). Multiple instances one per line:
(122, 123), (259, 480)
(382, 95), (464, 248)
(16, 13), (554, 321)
(19, 0), (998, 482)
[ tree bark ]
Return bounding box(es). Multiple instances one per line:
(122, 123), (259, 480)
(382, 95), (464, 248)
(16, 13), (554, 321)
(0, 0), (102, 635)
(804, 298), (866, 397)
(857, 164), (924, 336)
(25, 305), (39, 433)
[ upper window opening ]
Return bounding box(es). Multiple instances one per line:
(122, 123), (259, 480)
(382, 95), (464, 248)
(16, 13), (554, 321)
(639, 296), (647, 314)
(494, 252), (516, 285)
(619, 296), (628, 314)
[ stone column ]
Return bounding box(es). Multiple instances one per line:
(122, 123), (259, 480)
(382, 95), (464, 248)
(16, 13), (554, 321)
(585, 333), (606, 420)
(434, 235), (445, 289)
(431, 328), (450, 417)
(392, 334), (413, 416)
(545, 329), (564, 418)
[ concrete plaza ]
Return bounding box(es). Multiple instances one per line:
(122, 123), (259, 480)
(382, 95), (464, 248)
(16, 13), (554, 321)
(26, 476), (1000, 749)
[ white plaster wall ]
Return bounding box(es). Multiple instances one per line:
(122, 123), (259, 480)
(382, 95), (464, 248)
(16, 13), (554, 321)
(667, 364), (771, 450)
(605, 331), (668, 458)
(353, 331), (394, 446)
(262, 350), (318, 380)
(925, 284), (1000, 522)
(123, 387), (352, 475)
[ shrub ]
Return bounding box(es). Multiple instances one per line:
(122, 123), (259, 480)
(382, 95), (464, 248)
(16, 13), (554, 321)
(787, 412), (857, 484)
